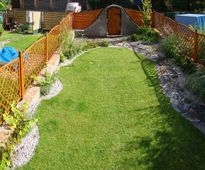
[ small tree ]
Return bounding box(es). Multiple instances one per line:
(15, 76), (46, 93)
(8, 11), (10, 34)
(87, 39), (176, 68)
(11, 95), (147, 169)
(141, 0), (152, 27)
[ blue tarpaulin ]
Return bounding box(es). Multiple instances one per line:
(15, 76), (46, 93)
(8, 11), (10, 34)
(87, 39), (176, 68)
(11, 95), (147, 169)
(0, 47), (18, 64)
(175, 14), (205, 30)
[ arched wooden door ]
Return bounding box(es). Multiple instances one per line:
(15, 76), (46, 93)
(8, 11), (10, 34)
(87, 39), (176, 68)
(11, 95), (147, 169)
(107, 7), (121, 35)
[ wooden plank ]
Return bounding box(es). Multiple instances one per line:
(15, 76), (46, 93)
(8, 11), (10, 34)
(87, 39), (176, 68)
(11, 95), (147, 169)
(124, 8), (144, 26)
(43, 11), (66, 30)
(73, 9), (102, 30)
(108, 7), (121, 35)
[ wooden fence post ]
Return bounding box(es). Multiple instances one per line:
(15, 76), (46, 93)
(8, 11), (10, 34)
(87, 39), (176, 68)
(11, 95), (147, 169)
(194, 29), (198, 62)
(45, 33), (49, 64)
(19, 51), (25, 100)
(151, 11), (155, 28)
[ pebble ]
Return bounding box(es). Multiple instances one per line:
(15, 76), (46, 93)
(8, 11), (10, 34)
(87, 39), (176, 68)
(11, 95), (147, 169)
(11, 124), (39, 169)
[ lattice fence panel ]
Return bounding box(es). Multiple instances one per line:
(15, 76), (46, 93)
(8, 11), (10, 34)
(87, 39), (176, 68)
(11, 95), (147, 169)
(23, 37), (46, 90)
(176, 24), (195, 60)
(197, 33), (205, 65)
(154, 12), (177, 37)
(48, 25), (60, 58)
(0, 59), (20, 123)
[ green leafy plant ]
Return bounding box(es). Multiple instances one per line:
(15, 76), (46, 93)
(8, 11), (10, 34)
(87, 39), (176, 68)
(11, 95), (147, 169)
(97, 40), (109, 47)
(35, 71), (58, 96)
(160, 34), (196, 73)
(140, 0), (152, 27)
(60, 27), (73, 56)
(186, 69), (205, 101)
(1, 103), (37, 169)
(129, 27), (159, 43)
(16, 23), (30, 34)
(60, 51), (67, 63)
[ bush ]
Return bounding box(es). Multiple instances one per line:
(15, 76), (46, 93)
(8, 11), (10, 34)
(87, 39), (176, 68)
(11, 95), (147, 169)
(60, 51), (67, 63)
(82, 41), (98, 51)
(130, 27), (159, 44)
(35, 71), (58, 96)
(16, 23), (30, 33)
(97, 40), (109, 47)
(186, 70), (205, 101)
(160, 34), (196, 73)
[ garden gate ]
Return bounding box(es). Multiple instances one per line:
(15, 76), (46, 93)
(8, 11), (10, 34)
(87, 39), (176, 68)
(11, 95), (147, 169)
(107, 7), (121, 35)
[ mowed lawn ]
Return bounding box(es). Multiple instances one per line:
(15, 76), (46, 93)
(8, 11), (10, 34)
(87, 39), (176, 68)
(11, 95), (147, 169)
(6, 34), (43, 50)
(0, 31), (43, 50)
(21, 48), (205, 170)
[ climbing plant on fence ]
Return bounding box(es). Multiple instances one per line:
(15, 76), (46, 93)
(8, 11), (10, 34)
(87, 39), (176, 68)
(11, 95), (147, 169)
(0, 13), (73, 124)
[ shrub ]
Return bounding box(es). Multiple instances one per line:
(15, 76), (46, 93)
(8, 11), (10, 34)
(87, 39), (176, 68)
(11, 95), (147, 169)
(129, 27), (159, 44)
(16, 23), (30, 33)
(160, 34), (196, 73)
(97, 40), (109, 47)
(141, 0), (152, 27)
(35, 71), (58, 96)
(60, 27), (73, 56)
(82, 41), (98, 51)
(63, 41), (82, 59)
(60, 51), (67, 63)
(185, 70), (205, 101)
(198, 40), (205, 62)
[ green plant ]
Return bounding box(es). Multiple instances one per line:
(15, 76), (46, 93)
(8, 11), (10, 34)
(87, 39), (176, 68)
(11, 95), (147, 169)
(35, 71), (58, 96)
(0, 103), (37, 169)
(82, 41), (98, 51)
(60, 27), (73, 55)
(0, 25), (4, 36)
(198, 40), (205, 61)
(60, 51), (67, 63)
(16, 23), (30, 34)
(130, 27), (159, 43)
(160, 34), (196, 73)
(140, 0), (152, 27)
(63, 42), (82, 59)
(186, 70), (205, 101)
(97, 40), (109, 47)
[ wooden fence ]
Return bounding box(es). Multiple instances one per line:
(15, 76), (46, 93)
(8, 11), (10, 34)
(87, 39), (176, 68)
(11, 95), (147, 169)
(152, 11), (205, 65)
(0, 13), (73, 124)
(73, 9), (103, 30)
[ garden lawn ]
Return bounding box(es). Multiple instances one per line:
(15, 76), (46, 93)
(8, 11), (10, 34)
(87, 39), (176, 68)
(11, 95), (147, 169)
(6, 34), (43, 51)
(21, 48), (205, 170)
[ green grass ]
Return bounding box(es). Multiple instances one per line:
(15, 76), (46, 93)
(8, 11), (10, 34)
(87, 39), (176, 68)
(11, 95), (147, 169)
(0, 31), (22, 42)
(0, 31), (43, 50)
(6, 34), (43, 51)
(21, 48), (205, 170)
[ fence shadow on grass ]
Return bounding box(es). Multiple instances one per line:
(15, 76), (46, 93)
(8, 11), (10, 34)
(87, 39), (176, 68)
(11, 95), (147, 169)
(116, 46), (205, 170)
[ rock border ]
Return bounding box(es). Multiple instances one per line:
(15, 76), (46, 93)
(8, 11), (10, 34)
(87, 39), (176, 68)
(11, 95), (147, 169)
(11, 124), (39, 169)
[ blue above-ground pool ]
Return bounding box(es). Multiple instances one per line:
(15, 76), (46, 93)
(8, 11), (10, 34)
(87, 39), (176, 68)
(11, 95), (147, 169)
(175, 14), (205, 30)
(0, 47), (18, 64)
